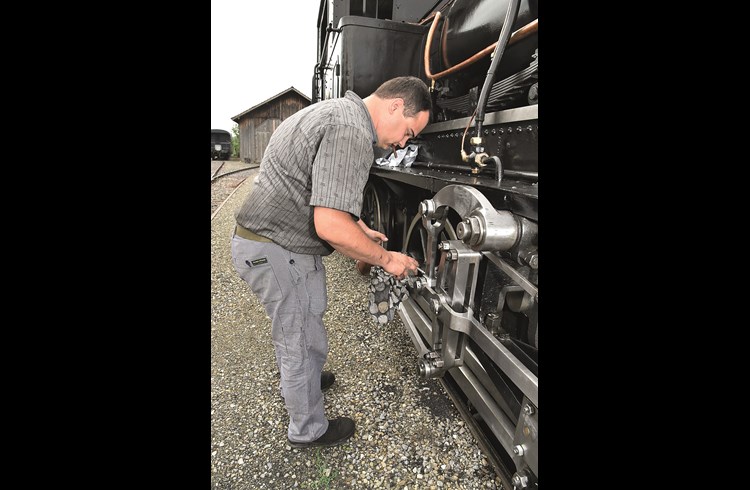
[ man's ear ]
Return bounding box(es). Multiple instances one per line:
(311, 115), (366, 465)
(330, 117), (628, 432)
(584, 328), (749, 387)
(388, 98), (404, 115)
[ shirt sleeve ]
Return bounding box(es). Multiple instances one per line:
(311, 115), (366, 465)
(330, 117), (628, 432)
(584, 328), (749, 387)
(309, 124), (373, 216)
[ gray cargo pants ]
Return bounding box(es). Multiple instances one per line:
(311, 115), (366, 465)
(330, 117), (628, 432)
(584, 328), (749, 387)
(231, 233), (329, 442)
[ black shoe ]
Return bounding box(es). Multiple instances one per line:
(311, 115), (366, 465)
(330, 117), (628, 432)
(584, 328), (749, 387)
(321, 371), (335, 391)
(287, 417), (355, 448)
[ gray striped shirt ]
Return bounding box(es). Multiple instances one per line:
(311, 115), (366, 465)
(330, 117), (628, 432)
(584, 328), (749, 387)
(235, 91), (377, 255)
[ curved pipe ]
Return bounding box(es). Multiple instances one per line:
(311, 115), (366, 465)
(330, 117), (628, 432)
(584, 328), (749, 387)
(440, 16), (451, 68)
(424, 11), (538, 82)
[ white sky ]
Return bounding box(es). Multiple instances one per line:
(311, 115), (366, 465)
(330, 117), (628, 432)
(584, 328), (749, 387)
(211, 0), (321, 135)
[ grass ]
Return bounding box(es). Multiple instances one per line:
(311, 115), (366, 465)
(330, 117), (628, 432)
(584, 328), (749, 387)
(307, 449), (339, 489)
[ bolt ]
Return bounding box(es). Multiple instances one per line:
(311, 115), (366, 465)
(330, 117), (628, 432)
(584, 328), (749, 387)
(431, 298), (441, 314)
(456, 220), (470, 240)
(440, 241), (450, 251)
(513, 444), (525, 456)
(457, 216), (483, 246)
(521, 252), (538, 269)
(523, 404), (536, 415)
(512, 473), (529, 488)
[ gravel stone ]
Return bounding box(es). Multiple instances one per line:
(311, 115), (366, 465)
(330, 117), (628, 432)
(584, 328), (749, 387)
(212, 167), (504, 489)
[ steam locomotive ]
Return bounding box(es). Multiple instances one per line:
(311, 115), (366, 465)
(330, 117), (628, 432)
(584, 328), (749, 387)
(314, 0), (538, 487)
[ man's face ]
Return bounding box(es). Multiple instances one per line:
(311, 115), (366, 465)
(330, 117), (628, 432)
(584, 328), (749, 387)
(378, 99), (430, 151)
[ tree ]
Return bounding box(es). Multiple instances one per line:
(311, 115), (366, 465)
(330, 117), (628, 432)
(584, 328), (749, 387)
(231, 124), (240, 158)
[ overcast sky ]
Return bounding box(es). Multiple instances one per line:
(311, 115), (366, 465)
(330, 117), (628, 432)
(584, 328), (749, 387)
(211, 0), (321, 135)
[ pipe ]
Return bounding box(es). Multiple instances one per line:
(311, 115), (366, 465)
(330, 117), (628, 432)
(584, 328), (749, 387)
(312, 63), (320, 102)
(412, 160), (537, 181)
(317, 24), (342, 100)
(424, 11), (537, 82)
(475, 0), (521, 137)
(440, 15), (451, 68)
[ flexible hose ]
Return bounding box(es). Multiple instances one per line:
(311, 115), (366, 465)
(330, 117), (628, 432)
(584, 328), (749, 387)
(475, 0), (521, 136)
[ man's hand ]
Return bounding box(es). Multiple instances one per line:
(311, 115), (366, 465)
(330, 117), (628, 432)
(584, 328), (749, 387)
(357, 219), (388, 244)
(381, 251), (418, 280)
(315, 207), (417, 279)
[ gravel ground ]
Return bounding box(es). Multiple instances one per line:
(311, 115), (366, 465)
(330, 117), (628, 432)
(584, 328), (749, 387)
(212, 159), (258, 218)
(211, 168), (504, 489)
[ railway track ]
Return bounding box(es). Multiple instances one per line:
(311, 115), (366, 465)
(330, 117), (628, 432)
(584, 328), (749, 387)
(210, 161), (258, 219)
(211, 166), (258, 182)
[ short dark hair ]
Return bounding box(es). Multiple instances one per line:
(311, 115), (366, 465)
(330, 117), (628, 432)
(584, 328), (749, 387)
(373, 76), (432, 117)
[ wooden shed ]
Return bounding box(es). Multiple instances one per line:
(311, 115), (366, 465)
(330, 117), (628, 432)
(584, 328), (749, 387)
(231, 87), (311, 164)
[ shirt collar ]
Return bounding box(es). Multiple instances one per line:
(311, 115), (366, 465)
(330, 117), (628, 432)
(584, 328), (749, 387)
(345, 91), (377, 145)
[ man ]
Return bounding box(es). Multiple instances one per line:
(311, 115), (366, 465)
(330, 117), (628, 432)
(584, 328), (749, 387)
(230, 76), (432, 448)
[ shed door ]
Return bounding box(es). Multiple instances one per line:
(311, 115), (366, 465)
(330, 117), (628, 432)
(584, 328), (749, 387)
(254, 118), (281, 162)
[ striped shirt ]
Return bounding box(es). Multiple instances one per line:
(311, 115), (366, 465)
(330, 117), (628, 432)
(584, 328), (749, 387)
(235, 91), (378, 255)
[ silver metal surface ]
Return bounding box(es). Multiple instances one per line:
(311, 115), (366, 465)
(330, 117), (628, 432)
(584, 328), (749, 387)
(513, 396), (538, 478)
(482, 252), (537, 297)
(398, 297), (516, 452)
(399, 296), (538, 408)
(462, 344), (517, 420)
(428, 185), (518, 251)
(449, 364), (516, 454)
(421, 105), (538, 134)
(397, 302), (431, 357)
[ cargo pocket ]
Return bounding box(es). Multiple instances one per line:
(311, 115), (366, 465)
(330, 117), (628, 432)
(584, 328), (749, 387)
(277, 311), (305, 362)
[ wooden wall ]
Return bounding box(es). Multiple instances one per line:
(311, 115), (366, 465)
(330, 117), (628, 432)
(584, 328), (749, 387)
(237, 92), (310, 164)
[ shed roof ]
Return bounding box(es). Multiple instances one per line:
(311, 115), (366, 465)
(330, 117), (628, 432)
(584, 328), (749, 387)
(231, 87), (311, 122)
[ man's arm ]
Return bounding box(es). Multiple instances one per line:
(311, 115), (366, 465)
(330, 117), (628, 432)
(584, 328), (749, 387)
(314, 206), (418, 278)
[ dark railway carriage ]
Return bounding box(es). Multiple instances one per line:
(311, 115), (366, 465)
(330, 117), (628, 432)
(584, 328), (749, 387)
(211, 129), (232, 160)
(315, 0), (538, 487)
